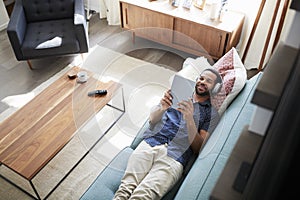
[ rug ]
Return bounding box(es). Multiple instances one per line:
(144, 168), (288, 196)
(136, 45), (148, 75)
(125, 48), (185, 72)
(0, 45), (176, 200)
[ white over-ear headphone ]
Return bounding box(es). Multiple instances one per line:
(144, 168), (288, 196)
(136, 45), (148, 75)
(212, 82), (222, 95)
(200, 68), (223, 96)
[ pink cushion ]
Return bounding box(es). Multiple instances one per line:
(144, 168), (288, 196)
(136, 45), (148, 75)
(211, 47), (247, 115)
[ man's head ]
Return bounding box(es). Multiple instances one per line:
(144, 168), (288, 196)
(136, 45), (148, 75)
(195, 68), (222, 97)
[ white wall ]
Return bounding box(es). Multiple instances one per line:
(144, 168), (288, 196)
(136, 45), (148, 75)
(226, 0), (292, 70)
(0, 1), (9, 31)
(84, 0), (101, 13)
(282, 10), (300, 49)
(85, 0), (120, 25)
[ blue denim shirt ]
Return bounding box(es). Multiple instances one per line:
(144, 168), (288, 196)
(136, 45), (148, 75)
(143, 100), (219, 167)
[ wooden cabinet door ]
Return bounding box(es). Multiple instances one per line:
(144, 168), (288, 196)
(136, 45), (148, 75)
(173, 18), (227, 58)
(121, 3), (173, 44)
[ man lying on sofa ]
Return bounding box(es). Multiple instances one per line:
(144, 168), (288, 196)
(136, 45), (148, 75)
(113, 68), (222, 200)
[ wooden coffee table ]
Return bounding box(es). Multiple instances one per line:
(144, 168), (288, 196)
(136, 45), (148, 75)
(0, 67), (124, 199)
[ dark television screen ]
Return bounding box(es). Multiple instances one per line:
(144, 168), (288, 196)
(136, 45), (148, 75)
(291, 0), (300, 11)
(242, 46), (300, 199)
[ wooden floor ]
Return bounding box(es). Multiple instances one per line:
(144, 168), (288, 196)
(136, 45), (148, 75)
(0, 13), (258, 114)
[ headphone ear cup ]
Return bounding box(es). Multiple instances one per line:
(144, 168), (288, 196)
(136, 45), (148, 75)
(212, 83), (221, 95)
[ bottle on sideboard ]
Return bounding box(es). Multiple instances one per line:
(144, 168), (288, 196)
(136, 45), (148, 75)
(210, 0), (220, 20)
(194, 0), (207, 10)
(171, 0), (181, 7)
(218, 1), (228, 22)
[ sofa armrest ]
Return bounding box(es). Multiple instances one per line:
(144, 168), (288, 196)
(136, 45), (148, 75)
(130, 119), (149, 150)
(6, 0), (26, 60)
(74, 0), (89, 52)
(80, 147), (134, 200)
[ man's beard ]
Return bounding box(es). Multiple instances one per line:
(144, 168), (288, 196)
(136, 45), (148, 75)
(195, 85), (210, 97)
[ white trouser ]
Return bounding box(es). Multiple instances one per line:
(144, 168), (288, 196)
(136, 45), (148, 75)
(113, 140), (183, 200)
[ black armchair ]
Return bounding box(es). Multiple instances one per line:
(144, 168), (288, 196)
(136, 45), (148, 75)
(7, 0), (89, 69)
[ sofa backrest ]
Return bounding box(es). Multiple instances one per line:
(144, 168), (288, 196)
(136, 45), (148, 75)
(22, 0), (74, 22)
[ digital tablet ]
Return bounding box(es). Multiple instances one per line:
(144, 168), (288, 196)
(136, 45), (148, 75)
(171, 74), (195, 109)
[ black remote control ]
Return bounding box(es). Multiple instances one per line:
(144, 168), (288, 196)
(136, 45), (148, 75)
(88, 90), (107, 97)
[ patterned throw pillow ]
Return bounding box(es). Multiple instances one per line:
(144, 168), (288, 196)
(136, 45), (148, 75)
(175, 47), (247, 116)
(211, 47), (247, 115)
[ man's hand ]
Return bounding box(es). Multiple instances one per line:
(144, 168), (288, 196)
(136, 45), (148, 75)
(160, 89), (173, 110)
(177, 99), (194, 121)
(149, 89), (172, 125)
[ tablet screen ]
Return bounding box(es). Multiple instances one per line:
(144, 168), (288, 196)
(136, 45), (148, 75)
(171, 75), (195, 109)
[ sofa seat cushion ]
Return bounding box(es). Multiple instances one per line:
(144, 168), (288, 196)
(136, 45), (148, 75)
(22, 19), (80, 58)
(80, 147), (133, 200)
(174, 72), (263, 200)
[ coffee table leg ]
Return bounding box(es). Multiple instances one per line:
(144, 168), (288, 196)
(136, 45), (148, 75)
(107, 87), (126, 113)
(0, 172), (41, 200)
(30, 180), (42, 200)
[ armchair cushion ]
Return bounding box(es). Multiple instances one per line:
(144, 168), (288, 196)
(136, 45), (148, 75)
(22, 19), (80, 58)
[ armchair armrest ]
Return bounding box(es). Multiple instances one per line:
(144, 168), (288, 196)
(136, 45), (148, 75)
(74, 0), (89, 52)
(6, 0), (27, 60)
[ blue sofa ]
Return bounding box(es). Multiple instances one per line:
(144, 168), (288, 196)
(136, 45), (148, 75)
(80, 72), (263, 200)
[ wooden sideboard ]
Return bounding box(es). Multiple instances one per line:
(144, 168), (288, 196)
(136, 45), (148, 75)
(119, 0), (245, 60)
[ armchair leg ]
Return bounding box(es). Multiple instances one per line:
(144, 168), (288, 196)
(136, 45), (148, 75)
(81, 53), (85, 62)
(27, 60), (33, 70)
